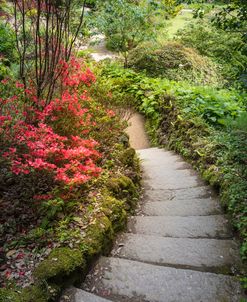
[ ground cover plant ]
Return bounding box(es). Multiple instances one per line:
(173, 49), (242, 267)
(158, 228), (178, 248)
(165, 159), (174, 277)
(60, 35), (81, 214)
(176, 21), (247, 89)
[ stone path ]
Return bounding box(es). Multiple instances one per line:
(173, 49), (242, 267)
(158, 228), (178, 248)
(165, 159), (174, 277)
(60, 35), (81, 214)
(79, 33), (116, 62)
(125, 113), (150, 150)
(60, 119), (244, 301)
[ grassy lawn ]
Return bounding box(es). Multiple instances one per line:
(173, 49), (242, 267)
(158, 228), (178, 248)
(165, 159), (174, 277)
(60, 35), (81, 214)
(157, 10), (194, 43)
(166, 10), (194, 38)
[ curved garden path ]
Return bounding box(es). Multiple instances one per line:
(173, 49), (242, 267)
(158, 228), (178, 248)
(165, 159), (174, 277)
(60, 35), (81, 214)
(60, 113), (244, 302)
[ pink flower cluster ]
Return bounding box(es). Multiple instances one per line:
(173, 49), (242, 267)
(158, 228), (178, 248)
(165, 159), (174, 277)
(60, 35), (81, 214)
(0, 58), (102, 186)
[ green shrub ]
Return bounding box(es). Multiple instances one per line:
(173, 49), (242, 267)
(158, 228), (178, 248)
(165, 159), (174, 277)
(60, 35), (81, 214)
(0, 22), (17, 79)
(94, 0), (155, 66)
(0, 22), (17, 63)
(101, 63), (244, 127)
(175, 21), (247, 88)
(128, 41), (222, 86)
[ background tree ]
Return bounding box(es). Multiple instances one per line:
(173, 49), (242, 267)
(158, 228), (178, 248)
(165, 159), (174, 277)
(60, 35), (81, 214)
(212, 0), (247, 88)
(212, 0), (247, 35)
(95, 0), (155, 67)
(12, 0), (87, 102)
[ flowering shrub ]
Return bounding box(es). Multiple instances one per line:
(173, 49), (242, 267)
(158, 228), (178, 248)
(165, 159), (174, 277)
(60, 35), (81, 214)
(0, 58), (103, 187)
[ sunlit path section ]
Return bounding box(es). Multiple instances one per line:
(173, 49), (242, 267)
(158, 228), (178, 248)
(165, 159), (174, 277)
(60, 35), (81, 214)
(125, 113), (150, 150)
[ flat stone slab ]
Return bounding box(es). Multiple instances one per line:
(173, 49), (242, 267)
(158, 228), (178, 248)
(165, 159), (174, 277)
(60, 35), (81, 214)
(60, 287), (112, 302)
(138, 149), (206, 189)
(144, 186), (214, 201)
(112, 234), (240, 272)
(142, 198), (222, 216)
(83, 257), (243, 302)
(142, 170), (204, 190)
(128, 215), (232, 238)
(137, 148), (183, 162)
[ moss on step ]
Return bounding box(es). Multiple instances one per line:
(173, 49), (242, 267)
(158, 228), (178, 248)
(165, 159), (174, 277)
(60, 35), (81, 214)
(0, 289), (19, 302)
(107, 174), (139, 210)
(118, 147), (136, 167)
(34, 247), (85, 281)
(101, 192), (127, 232)
(0, 285), (48, 302)
(84, 214), (114, 257)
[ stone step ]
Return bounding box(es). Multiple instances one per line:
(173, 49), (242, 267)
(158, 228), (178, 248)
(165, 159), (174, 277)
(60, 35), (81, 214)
(137, 147), (193, 160)
(138, 148), (191, 169)
(127, 215), (232, 238)
(144, 186), (214, 202)
(112, 234), (240, 273)
(141, 198), (222, 216)
(83, 257), (243, 302)
(60, 287), (113, 302)
(142, 171), (204, 190)
(138, 149), (206, 189)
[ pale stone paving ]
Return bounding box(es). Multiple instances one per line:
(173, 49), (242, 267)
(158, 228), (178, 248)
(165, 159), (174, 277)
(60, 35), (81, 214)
(60, 146), (245, 302)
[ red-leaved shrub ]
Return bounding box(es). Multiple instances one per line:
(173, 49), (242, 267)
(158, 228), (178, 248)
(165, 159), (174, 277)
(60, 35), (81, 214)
(0, 58), (103, 187)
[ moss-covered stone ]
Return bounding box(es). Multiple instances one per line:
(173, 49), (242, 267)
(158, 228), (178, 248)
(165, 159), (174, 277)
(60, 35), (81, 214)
(34, 247), (85, 281)
(84, 214), (114, 257)
(0, 285), (48, 302)
(118, 147), (136, 168)
(101, 192), (127, 231)
(106, 174), (139, 210)
(0, 288), (19, 302)
(20, 285), (48, 302)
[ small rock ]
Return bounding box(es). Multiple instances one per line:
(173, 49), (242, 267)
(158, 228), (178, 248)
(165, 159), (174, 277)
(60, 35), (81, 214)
(0, 264), (7, 271)
(6, 250), (16, 258)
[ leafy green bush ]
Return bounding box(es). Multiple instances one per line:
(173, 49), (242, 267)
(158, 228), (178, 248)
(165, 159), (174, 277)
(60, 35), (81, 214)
(0, 22), (17, 63)
(128, 41), (222, 86)
(0, 21), (17, 79)
(101, 63), (244, 127)
(94, 0), (155, 66)
(175, 21), (247, 88)
(85, 0), (97, 7)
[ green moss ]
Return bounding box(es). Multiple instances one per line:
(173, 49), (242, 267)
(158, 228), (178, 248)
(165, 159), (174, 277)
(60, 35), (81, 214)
(20, 285), (48, 302)
(0, 289), (19, 302)
(34, 247), (85, 281)
(106, 174), (139, 210)
(0, 285), (48, 302)
(84, 214), (114, 257)
(202, 165), (222, 188)
(101, 192), (127, 231)
(118, 147), (136, 167)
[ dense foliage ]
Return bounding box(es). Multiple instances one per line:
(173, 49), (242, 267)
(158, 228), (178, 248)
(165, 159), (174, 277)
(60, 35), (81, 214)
(0, 0), (140, 297)
(128, 41), (221, 86)
(93, 0), (154, 66)
(0, 22), (17, 80)
(1, 0), (247, 298)
(176, 21), (247, 89)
